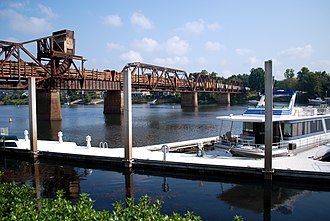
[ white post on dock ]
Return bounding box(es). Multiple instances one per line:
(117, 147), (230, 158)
(28, 77), (38, 157)
(124, 69), (133, 168)
(264, 60), (274, 180)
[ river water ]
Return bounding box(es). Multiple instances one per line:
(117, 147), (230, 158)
(1, 104), (329, 221)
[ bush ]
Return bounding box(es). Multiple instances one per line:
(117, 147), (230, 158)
(0, 171), (242, 220)
(0, 177), (201, 221)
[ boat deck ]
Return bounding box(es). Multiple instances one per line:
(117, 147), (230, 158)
(1, 137), (330, 181)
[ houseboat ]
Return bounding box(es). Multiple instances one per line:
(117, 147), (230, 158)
(216, 91), (330, 158)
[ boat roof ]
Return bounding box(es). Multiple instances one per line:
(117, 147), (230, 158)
(272, 90), (295, 96)
(217, 91), (330, 122)
(216, 110), (330, 122)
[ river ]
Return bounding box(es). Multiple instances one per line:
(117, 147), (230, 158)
(1, 104), (329, 221)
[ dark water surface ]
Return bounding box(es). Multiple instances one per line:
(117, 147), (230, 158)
(1, 104), (329, 221)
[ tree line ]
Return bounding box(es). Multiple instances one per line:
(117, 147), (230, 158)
(227, 67), (330, 101)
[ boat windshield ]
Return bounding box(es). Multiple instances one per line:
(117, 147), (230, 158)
(242, 122), (283, 144)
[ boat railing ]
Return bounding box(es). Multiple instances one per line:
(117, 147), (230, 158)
(317, 104), (330, 115)
(291, 133), (330, 153)
(294, 105), (330, 116)
(237, 135), (254, 146)
(248, 141), (289, 150)
(236, 135), (289, 150)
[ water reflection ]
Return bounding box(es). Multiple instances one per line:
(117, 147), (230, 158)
(0, 157), (91, 199)
(162, 177), (170, 192)
(181, 107), (199, 112)
(124, 168), (134, 199)
(218, 182), (308, 216)
(104, 114), (124, 126)
(0, 155), (317, 220)
(37, 120), (62, 141)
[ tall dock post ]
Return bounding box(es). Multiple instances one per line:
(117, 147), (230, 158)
(28, 77), (38, 158)
(124, 69), (133, 168)
(264, 60), (273, 180)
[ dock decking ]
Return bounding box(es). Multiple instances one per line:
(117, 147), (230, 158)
(1, 137), (330, 182)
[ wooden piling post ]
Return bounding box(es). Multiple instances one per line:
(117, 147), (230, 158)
(264, 60), (274, 180)
(28, 77), (38, 158)
(124, 69), (132, 168)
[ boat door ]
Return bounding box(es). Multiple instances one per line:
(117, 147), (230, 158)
(253, 122), (265, 144)
(253, 122), (283, 144)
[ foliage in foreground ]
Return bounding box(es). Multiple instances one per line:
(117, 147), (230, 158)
(0, 180), (201, 221)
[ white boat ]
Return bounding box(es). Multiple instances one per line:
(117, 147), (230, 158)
(0, 135), (19, 147)
(216, 91), (330, 158)
(148, 99), (157, 105)
(308, 97), (325, 105)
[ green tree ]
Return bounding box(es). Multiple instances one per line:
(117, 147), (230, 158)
(274, 78), (298, 91)
(284, 68), (295, 79)
(229, 74), (249, 88)
(248, 68), (265, 93)
(210, 72), (217, 77)
(318, 71), (330, 97)
(200, 70), (208, 75)
(297, 67), (321, 97)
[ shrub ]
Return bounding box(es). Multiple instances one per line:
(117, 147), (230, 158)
(0, 177), (201, 221)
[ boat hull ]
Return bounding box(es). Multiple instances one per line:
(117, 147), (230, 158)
(230, 146), (288, 158)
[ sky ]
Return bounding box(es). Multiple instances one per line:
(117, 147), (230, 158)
(0, 0), (329, 80)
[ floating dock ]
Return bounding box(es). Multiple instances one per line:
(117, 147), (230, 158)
(1, 136), (330, 183)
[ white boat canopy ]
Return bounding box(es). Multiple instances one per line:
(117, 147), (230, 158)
(216, 111), (329, 123)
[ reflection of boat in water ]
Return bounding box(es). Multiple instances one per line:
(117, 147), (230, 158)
(308, 97), (325, 105)
(216, 91), (330, 158)
(218, 184), (310, 214)
(148, 99), (157, 105)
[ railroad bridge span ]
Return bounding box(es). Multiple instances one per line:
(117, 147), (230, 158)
(0, 30), (245, 120)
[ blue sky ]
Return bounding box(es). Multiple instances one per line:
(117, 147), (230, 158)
(1, 0), (329, 80)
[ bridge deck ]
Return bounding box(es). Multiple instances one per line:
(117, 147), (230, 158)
(0, 60), (244, 93)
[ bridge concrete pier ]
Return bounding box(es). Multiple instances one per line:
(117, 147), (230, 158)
(215, 93), (231, 105)
(103, 90), (123, 114)
(37, 90), (62, 121)
(181, 92), (198, 107)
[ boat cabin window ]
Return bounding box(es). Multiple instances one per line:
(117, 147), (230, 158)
(242, 122), (265, 144)
(243, 122), (254, 133)
(284, 124), (292, 137)
(283, 119), (323, 138)
(325, 118), (330, 131)
(242, 122), (283, 144)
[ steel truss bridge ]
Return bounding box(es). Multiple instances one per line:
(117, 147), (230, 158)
(0, 30), (244, 93)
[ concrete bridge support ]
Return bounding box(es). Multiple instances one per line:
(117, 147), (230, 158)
(215, 93), (231, 105)
(181, 92), (198, 107)
(103, 90), (123, 114)
(37, 90), (62, 121)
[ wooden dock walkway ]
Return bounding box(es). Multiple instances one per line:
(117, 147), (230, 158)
(1, 137), (330, 182)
